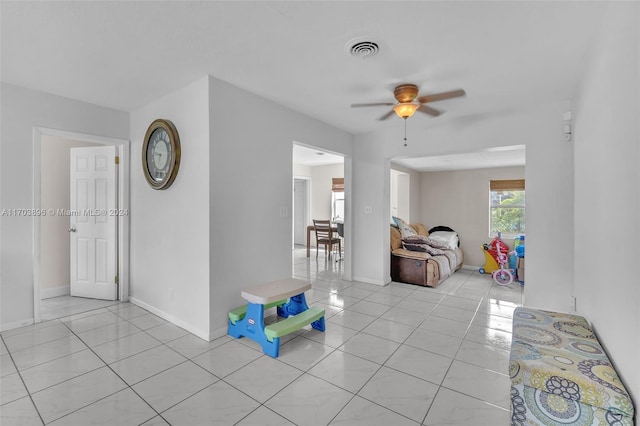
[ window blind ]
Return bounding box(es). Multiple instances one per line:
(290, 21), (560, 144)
(490, 179), (525, 191)
(332, 178), (344, 192)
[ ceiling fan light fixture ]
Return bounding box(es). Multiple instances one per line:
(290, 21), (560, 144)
(393, 102), (419, 119)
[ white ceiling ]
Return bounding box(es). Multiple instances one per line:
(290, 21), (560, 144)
(293, 143), (525, 171)
(393, 145), (525, 172)
(293, 145), (344, 167)
(2, 1), (607, 169)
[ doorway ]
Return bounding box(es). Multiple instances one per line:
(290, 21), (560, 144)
(390, 169), (410, 222)
(292, 143), (347, 275)
(33, 128), (130, 322)
(293, 178), (309, 246)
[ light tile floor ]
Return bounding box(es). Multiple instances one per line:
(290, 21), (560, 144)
(1, 248), (522, 425)
(39, 296), (120, 322)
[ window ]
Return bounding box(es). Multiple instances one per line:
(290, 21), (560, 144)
(331, 178), (344, 222)
(489, 179), (525, 237)
(332, 193), (344, 222)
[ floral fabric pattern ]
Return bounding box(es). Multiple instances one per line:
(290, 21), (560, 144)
(510, 308), (634, 425)
(510, 383), (632, 426)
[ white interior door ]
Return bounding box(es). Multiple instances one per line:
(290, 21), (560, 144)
(397, 172), (410, 222)
(293, 179), (307, 245)
(70, 146), (118, 300)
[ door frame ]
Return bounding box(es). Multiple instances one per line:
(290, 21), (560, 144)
(292, 177), (310, 246)
(32, 127), (130, 323)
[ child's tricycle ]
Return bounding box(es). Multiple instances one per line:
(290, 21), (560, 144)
(479, 233), (515, 286)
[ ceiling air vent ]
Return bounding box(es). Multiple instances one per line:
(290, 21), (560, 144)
(346, 38), (379, 59)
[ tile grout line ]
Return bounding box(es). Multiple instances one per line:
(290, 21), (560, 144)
(233, 280), (416, 425)
(0, 333), (47, 425)
(30, 312), (166, 425)
(305, 283), (453, 425)
(11, 305), (190, 424)
(3, 251), (520, 425)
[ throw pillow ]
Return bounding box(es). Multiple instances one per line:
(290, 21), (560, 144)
(424, 237), (449, 250)
(392, 216), (417, 238)
(427, 231), (459, 250)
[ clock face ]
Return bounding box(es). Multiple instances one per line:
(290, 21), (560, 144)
(147, 128), (171, 180)
(142, 119), (181, 190)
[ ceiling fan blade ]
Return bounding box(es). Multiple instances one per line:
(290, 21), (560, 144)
(351, 102), (395, 108)
(418, 89), (466, 104)
(418, 105), (442, 117)
(378, 110), (396, 121)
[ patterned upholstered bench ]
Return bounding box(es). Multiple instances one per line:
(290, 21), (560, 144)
(509, 307), (634, 425)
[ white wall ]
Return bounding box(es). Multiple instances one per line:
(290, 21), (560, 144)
(208, 77), (352, 337)
(351, 142), (392, 285)
(353, 103), (574, 307)
(523, 105), (575, 313)
(419, 166), (525, 267)
(293, 162), (311, 177)
(0, 84), (129, 331)
(129, 77), (211, 339)
(1, 77), (353, 338)
(573, 2), (639, 408)
(40, 136), (96, 298)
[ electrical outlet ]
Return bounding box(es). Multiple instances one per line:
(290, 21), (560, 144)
(364, 206), (373, 214)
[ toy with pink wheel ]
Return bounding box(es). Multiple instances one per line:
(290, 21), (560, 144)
(491, 232), (515, 286)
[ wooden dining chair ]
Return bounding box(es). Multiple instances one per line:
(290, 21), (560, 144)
(313, 219), (341, 259)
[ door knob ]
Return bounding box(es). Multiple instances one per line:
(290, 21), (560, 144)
(68, 226), (77, 233)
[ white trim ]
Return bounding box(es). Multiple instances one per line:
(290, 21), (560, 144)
(41, 286), (70, 300)
(129, 297), (209, 341)
(0, 318), (36, 333)
(292, 176), (310, 247)
(461, 264), (481, 271)
(209, 326), (229, 341)
(33, 127), (42, 324)
(33, 127), (130, 324)
(342, 155), (353, 281)
(352, 276), (388, 286)
(117, 142), (131, 303)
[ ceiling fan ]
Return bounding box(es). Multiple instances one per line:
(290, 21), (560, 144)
(351, 84), (466, 121)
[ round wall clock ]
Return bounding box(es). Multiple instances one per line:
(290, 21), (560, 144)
(142, 119), (181, 190)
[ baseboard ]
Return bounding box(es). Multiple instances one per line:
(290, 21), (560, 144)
(461, 264), (480, 271)
(1, 317), (35, 332)
(209, 326), (228, 341)
(129, 297), (209, 341)
(41, 285), (70, 300)
(352, 276), (389, 286)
